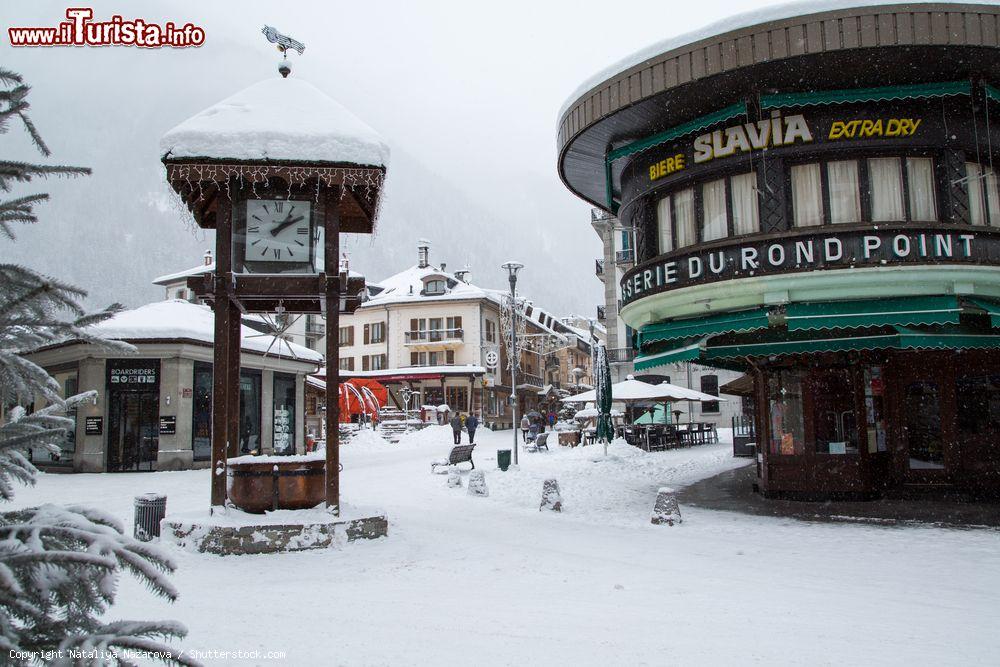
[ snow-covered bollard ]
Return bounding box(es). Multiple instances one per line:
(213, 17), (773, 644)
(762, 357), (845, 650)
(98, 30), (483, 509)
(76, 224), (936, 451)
(447, 468), (462, 488)
(467, 470), (489, 497)
(540, 478), (562, 512)
(651, 487), (682, 525)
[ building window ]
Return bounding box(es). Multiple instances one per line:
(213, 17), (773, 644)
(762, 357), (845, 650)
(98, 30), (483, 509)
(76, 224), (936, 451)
(656, 187), (696, 252)
(868, 157), (905, 222)
(370, 321), (386, 344)
(446, 316), (462, 336)
(446, 350), (455, 365)
(700, 374), (720, 414)
(656, 196), (674, 253)
(424, 279), (446, 295)
(304, 337), (316, 350)
(791, 163), (823, 227)
(906, 157), (937, 221)
(192, 362), (212, 461)
(362, 354), (388, 371)
(272, 373), (296, 455)
(827, 160), (862, 224)
(967, 162), (1000, 226)
(446, 386), (468, 411)
(730, 172), (759, 236)
(768, 369), (805, 456)
(486, 319), (497, 343)
(339, 357), (354, 371)
(339, 326), (354, 346)
(701, 178), (728, 242)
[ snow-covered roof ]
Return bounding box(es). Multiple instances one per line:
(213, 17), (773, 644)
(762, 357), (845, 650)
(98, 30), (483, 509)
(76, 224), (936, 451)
(339, 365), (487, 378)
(86, 300), (323, 364)
(560, 0), (948, 118)
(160, 77), (390, 167)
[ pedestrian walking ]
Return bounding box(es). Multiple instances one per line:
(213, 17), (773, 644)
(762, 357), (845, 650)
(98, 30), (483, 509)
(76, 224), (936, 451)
(466, 413), (479, 444)
(520, 415), (530, 443)
(450, 413), (463, 445)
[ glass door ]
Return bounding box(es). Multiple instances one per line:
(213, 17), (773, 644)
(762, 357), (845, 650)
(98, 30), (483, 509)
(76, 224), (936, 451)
(107, 392), (159, 472)
(902, 381), (945, 477)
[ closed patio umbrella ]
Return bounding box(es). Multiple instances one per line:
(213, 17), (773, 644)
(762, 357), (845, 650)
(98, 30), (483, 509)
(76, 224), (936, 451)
(595, 343), (614, 455)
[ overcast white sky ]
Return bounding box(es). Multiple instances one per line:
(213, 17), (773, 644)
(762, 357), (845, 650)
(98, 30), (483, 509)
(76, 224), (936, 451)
(2, 0), (794, 314)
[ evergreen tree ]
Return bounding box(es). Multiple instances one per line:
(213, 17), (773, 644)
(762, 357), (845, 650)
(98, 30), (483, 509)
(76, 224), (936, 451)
(0, 69), (197, 666)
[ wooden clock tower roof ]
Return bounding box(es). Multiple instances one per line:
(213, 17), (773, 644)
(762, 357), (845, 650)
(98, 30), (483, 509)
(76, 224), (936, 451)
(160, 76), (389, 168)
(160, 76), (387, 233)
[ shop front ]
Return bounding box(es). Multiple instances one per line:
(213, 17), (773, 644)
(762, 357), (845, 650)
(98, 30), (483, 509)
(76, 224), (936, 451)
(25, 300), (320, 473)
(556, 2), (1000, 498)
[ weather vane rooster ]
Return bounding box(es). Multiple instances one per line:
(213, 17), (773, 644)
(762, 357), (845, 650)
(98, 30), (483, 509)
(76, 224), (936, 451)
(262, 25), (305, 77)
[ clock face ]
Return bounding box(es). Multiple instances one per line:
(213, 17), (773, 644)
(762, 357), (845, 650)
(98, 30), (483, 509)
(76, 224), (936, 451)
(244, 199), (313, 265)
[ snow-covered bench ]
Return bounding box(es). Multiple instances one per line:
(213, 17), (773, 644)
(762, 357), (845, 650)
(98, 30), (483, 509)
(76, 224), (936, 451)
(431, 444), (476, 472)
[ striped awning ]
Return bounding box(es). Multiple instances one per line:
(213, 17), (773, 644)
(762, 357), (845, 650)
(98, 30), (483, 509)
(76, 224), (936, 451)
(633, 339), (705, 372)
(638, 308), (771, 349)
(785, 296), (961, 332)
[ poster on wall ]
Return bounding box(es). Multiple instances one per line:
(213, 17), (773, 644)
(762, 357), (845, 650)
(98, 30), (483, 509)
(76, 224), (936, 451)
(159, 416), (176, 435)
(84, 416), (103, 436)
(273, 406), (291, 454)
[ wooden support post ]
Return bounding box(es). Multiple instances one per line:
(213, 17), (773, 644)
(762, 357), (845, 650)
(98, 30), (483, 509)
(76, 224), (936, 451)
(324, 193), (341, 513)
(210, 195), (233, 509)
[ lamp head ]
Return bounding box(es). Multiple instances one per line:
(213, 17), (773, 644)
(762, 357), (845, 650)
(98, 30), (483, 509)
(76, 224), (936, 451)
(501, 261), (524, 282)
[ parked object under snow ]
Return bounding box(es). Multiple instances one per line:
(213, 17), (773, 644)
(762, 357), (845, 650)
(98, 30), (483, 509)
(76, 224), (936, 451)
(651, 487), (682, 526)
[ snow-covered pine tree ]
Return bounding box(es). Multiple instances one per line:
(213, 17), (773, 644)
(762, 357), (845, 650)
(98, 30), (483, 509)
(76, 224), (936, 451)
(0, 68), (198, 666)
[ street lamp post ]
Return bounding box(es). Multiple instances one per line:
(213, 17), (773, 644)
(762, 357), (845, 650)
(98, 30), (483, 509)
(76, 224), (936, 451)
(501, 261), (524, 467)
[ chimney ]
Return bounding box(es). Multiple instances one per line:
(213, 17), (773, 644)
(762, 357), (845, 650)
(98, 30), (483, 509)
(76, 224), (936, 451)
(203, 249), (213, 266)
(417, 239), (430, 268)
(455, 269), (471, 283)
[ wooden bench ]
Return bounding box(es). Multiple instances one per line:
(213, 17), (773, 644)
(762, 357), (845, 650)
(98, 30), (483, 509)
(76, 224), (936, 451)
(431, 444), (476, 472)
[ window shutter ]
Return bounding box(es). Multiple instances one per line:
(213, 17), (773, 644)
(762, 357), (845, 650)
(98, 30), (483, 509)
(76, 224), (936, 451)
(364, 324), (370, 345)
(410, 318), (418, 332)
(363, 355), (370, 371)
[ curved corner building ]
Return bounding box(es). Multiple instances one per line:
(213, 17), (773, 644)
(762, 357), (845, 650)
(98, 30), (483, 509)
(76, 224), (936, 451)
(558, 1), (1000, 498)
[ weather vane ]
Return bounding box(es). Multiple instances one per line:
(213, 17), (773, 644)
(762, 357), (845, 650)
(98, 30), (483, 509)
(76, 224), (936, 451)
(261, 25), (305, 78)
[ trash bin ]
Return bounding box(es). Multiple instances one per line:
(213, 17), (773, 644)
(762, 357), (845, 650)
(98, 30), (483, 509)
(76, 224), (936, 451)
(134, 493), (166, 542)
(497, 449), (512, 471)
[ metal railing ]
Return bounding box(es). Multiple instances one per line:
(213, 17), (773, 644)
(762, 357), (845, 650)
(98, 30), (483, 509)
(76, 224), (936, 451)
(404, 328), (464, 344)
(597, 305), (607, 321)
(517, 372), (544, 388)
(595, 259), (605, 276)
(305, 322), (325, 336)
(615, 249), (634, 265)
(607, 347), (635, 363)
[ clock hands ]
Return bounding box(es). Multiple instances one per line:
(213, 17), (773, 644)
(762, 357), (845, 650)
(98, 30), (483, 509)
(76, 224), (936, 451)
(270, 213), (305, 237)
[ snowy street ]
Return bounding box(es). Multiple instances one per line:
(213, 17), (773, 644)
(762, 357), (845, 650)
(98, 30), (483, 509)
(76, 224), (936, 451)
(12, 427), (1000, 666)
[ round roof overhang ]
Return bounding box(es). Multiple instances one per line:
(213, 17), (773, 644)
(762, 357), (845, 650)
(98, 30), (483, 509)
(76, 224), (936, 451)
(557, 2), (1000, 211)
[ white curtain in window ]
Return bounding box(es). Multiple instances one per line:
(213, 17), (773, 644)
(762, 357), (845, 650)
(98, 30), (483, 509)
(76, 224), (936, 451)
(967, 162), (986, 226)
(986, 170), (1000, 227)
(791, 164), (823, 227)
(657, 196), (673, 253)
(730, 172), (759, 235)
(906, 158), (937, 221)
(827, 160), (861, 224)
(869, 157), (905, 222)
(702, 178), (728, 241)
(674, 188), (696, 247)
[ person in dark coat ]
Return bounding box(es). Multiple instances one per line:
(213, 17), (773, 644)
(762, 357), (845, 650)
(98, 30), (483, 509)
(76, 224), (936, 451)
(450, 413), (463, 445)
(465, 413), (479, 444)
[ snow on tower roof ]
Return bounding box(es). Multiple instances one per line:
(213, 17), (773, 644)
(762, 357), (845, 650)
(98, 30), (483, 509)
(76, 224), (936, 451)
(160, 77), (390, 167)
(86, 300), (324, 364)
(559, 0), (958, 119)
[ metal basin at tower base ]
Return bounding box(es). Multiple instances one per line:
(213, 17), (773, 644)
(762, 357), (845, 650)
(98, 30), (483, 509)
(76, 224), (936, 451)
(226, 456), (326, 514)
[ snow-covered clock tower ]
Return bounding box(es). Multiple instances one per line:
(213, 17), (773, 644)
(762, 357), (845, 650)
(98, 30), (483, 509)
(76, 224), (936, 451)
(160, 54), (388, 512)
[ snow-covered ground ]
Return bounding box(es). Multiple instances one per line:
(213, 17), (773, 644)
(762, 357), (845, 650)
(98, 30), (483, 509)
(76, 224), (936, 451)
(13, 426), (1000, 665)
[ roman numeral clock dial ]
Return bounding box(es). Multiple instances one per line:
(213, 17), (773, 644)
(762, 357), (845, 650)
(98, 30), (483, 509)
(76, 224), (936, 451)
(243, 199), (313, 272)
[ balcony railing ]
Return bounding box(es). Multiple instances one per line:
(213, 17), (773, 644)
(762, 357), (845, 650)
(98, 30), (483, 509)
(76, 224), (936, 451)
(597, 305), (607, 321)
(607, 347), (635, 363)
(595, 259), (605, 276)
(305, 322), (325, 336)
(517, 372), (544, 388)
(615, 249), (634, 265)
(404, 328), (464, 344)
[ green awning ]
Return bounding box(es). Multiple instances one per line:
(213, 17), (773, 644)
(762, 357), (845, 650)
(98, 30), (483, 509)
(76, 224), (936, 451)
(785, 296), (960, 331)
(634, 339), (705, 372)
(638, 308), (771, 349)
(705, 325), (1000, 360)
(606, 102), (747, 163)
(986, 84), (1000, 106)
(760, 80), (971, 109)
(964, 297), (1000, 327)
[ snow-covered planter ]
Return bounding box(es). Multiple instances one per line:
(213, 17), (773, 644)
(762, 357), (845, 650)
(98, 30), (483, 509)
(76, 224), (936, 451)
(226, 452), (326, 513)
